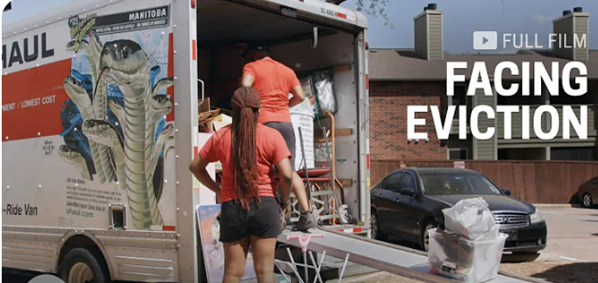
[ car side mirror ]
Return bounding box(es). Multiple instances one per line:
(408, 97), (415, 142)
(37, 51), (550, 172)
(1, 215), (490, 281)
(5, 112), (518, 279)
(400, 188), (416, 197)
(502, 189), (511, 196)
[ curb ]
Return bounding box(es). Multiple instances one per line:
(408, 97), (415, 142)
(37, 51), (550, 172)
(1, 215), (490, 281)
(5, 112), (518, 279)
(498, 270), (551, 283)
(533, 203), (582, 208)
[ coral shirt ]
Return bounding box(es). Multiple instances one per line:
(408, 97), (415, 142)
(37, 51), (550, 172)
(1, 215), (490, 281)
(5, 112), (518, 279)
(243, 57), (301, 124)
(199, 124), (292, 202)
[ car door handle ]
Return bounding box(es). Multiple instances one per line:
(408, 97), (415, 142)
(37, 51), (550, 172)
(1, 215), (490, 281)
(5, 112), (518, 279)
(394, 197), (400, 203)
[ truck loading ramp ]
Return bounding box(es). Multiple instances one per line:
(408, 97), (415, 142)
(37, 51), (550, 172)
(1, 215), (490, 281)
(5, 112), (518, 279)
(278, 228), (542, 283)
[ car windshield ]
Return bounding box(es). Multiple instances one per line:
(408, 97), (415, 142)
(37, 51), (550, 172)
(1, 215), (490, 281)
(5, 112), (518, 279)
(419, 172), (502, 195)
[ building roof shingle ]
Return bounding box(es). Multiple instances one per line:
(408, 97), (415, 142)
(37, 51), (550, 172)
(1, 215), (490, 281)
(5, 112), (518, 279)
(369, 49), (598, 81)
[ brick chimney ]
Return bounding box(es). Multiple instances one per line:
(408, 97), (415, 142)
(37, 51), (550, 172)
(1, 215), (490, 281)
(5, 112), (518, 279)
(414, 3), (444, 61)
(553, 7), (589, 61)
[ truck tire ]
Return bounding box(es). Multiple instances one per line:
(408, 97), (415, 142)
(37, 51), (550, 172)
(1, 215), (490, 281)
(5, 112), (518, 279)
(59, 248), (110, 283)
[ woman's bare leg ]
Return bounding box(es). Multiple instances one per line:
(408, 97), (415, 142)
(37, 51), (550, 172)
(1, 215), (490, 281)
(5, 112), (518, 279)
(223, 237), (250, 283)
(249, 236), (278, 283)
(292, 172), (310, 212)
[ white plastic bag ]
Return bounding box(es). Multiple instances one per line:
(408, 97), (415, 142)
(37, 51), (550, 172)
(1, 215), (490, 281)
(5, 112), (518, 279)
(312, 69), (336, 115)
(473, 224), (499, 242)
(289, 93), (314, 116)
(442, 198), (496, 240)
(299, 76), (320, 116)
(314, 142), (330, 163)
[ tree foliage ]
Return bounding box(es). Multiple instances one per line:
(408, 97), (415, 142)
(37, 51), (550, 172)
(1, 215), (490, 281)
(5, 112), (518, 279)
(355, 0), (391, 26)
(327, 0), (392, 27)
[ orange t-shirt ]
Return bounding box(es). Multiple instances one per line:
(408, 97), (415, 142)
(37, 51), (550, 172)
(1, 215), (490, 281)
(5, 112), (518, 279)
(243, 57), (301, 124)
(199, 124), (292, 203)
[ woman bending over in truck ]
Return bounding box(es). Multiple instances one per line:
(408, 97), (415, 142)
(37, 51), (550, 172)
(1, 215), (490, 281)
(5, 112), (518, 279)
(190, 86), (294, 283)
(241, 45), (317, 231)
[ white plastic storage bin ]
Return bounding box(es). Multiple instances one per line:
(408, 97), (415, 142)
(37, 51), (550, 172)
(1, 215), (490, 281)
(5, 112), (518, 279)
(289, 96), (315, 170)
(427, 230), (507, 283)
(289, 112), (314, 170)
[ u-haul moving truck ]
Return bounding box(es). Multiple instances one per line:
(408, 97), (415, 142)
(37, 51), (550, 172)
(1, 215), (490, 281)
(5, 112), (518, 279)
(2, 0), (370, 282)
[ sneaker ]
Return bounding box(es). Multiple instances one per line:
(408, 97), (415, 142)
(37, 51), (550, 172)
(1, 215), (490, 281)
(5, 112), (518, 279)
(282, 217), (292, 230)
(293, 211), (317, 232)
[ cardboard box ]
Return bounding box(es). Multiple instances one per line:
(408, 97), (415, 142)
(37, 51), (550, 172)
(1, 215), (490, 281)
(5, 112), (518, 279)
(198, 98), (221, 133)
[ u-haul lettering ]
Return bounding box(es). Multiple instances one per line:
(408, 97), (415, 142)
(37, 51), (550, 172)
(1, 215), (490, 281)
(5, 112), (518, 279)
(2, 32), (55, 69)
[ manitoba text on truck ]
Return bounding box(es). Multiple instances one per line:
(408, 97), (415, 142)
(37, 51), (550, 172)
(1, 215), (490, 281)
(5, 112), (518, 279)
(2, 0), (371, 282)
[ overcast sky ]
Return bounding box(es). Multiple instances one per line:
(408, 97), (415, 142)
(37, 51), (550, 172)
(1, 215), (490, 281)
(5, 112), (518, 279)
(2, 0), (597, 54)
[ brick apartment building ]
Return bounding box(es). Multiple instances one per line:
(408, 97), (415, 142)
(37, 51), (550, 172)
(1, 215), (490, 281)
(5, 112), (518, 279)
(368, 5), (598, 161)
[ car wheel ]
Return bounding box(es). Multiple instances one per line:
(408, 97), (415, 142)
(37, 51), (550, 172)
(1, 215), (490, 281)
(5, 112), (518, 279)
(582, 193), (593, 208)
(370, 210), (387, 241)
(59, 248), (110, 283)
(420, 220), (436, 252)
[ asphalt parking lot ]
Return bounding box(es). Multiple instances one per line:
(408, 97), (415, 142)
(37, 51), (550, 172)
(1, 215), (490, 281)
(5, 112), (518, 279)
(524, 206), (597, 262)
(499, 207), (598, 283)
(4, 207), (597, 283)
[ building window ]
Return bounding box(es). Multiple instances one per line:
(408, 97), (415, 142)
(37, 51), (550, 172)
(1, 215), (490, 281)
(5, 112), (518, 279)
(497, 81), (542, 105)
(452, 85), (467, 118)
(451, 85), (473, 119)
(498, 148), (547, 160)
(551, 147), (598, 161)
(449, 148), (467, 160)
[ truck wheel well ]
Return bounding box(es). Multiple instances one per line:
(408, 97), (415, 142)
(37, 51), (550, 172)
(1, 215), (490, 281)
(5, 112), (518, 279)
(57, 235), (109, 276)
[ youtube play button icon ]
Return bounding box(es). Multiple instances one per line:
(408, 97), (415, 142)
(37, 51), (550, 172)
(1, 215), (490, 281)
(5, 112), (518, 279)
(474, 31), (498, 50)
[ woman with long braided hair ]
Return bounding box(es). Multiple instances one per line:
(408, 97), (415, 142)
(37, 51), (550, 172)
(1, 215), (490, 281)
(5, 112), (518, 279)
(190, 87), (294, 283)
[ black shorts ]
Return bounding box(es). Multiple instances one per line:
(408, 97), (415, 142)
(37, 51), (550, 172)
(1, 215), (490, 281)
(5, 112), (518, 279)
(219, 197), (282, 243)
(264, 122), (296, 170)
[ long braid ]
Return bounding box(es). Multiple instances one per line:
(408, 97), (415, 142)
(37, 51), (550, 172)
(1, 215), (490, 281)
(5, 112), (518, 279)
(231, 87), (261, 210)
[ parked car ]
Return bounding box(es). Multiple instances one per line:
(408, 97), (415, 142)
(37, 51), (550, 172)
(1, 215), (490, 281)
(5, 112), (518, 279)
(577, 176), (598, 208)
(370, 168), (547, 255)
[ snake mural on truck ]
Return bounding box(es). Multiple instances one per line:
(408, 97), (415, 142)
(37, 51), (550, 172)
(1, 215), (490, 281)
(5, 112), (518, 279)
(57, 12), (174, 230)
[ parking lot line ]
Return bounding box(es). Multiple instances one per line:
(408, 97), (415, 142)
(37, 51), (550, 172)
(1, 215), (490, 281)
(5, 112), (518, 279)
(559, 256), (581, 262)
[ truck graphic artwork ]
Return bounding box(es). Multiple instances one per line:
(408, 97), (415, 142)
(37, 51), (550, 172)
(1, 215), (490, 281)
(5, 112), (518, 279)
(58, 7), (173, 230)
